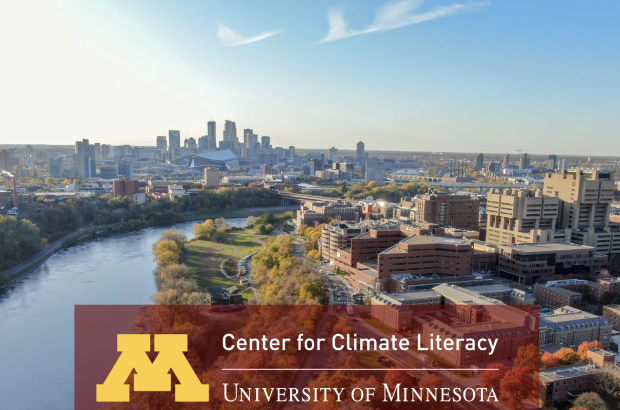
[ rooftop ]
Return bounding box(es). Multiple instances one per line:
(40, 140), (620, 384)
(498, 241), (595, 253)
(400, 235), (471, 246)
(433, 284), (505, 306)
(374, 290), (441, 305)
(539, 364), (601, 383)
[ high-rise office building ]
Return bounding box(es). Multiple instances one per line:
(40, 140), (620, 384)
(365, 159), (384, 186)
(356, 141), (365, 163)
(49, 158), (64, 178)
(261, 136), (271, 150)
(503, 154), (510, 169)
(168, 130), (181, 150)
(118, 159), (134, 180)
(547, 155), (558, 170)
(519, 153), (530, 169)
(208, 121), (216, 142)
(74, 139), (94, 178)
(329, 147), (338, 163)
(289, 146), (296, 159)
(184, 137), (197, 150)
(101, 144), (111, 161)
(0, 150), (10, 171)
(486, 188), (559, 245)
(243, 129), (258, 158)
(544, 169), (619, 254)
(476, 153), (484, 171)
(156, 136), (167, 151)
(223, 121), (236, 142)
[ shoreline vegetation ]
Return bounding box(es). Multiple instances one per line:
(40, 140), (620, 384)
(150, 210), (327, 305)
(0, 204), (297, 289)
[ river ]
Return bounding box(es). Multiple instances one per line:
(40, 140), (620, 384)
(0, 217), (249, 410)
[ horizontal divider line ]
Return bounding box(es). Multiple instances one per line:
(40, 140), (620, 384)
(223, 368), (498, 371)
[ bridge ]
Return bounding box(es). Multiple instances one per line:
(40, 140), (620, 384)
(276, 192), (346, 205)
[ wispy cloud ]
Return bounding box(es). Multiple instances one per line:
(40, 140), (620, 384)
(319, 0), (489, 43)
(217, 24), (283, 47)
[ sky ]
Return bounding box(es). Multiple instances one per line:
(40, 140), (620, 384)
(0, 0), (618, 156)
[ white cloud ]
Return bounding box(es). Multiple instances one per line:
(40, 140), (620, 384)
(217, 24), (283, 47)
(318, 0), (489, 43)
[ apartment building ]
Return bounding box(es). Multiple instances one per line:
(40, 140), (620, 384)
(539, 306), (612, 348)
(602, 304), (620, 331)
(486, 188), (560, 246)
(415, 193), (480, 231)
(203, 167), (220, 188)
(496, 242), (607, 285)
(295, 200), (359, 227)
(112, 178), (140, 197)
(534, 284), (583, 309)
(539, 364), (602, 405)
(545, 169), (620, 254)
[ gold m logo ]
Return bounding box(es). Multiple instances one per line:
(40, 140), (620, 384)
(96, 334), (209, 402)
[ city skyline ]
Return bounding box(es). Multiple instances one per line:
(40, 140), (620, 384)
(1, 0), (619, 155)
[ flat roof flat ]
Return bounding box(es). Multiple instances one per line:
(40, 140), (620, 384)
(498, 241), (595, 253)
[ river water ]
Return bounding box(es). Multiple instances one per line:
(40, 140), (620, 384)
(0, 217), (248, 410)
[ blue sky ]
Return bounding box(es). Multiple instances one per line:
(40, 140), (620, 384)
(0, 0), (618, 155)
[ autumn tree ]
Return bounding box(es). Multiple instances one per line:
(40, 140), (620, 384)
(515, 344), (541, 373)
(194, 219), (216, 240)
(554, 347), (582, 366)
(541, 352), (561, 369)
(480, 363), (510, 393)
(500, 366), (534, 409)
(578, 340), (605, 360)
(573, 392), (608, 410)
(419, 374), (443, 410)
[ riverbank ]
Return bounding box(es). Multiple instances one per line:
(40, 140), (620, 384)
(0, 204), (298, 287)
(183, 229), (267, 299)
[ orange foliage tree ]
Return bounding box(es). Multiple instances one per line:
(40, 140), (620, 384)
(500, 366), (535, 409)
(514, 344), (541, 373)
(577, 340), (605, 360)
(554, 347), (582, 366)
(541, 352), (561, 369)
(480, 363), (510, 393)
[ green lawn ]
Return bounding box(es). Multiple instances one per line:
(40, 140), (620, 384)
(361, 317), (396, 334)
(183, 229), (266, 290)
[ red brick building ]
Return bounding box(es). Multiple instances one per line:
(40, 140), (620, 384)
(416, 193), (480, 230)
(334, 225), (473, 293)
(112, 178), (140, 197)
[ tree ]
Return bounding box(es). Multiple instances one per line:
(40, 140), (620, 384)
(480, 363), (510, 393)
(500, 366), (534, 409)
(194, 219), (216, 240)
(246, 216), (257, 227)
(578, 340), (605, 360)
(214, 217), (229, 229)
(541, 352), (561, 369)
(160, 230), (187, 249)
(385, 366), (416, 390)
(554, 347), (582, 366)
(573, 392), (608, 410)
(213, 227), (227, 242)
(514, 344), (541, 373)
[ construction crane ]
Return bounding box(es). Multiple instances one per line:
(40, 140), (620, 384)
(515, 149), (532, 155)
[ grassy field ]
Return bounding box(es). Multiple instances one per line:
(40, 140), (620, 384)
(361, 317), (396, 334)
(183, 229), (266, 291)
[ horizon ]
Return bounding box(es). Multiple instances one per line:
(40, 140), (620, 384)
(0, 0), (619, 155)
